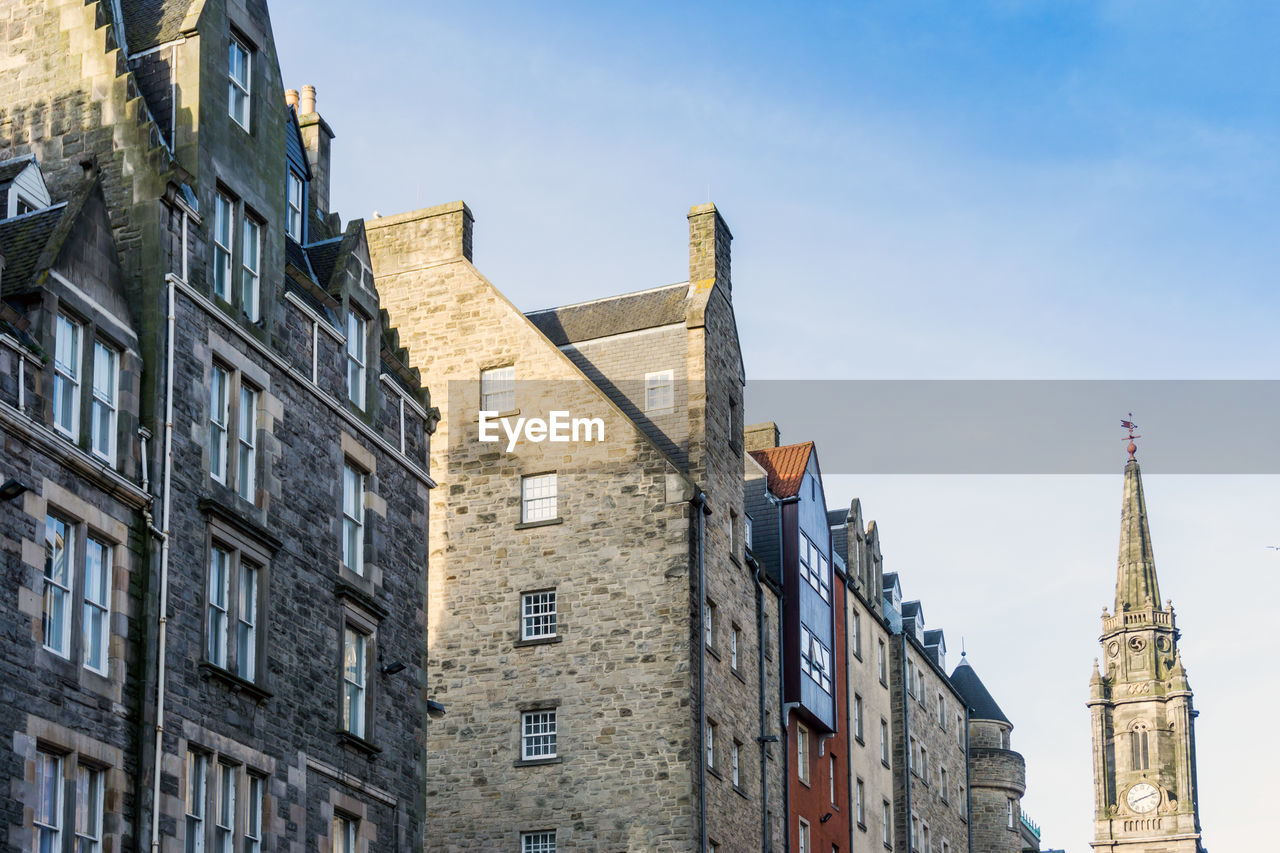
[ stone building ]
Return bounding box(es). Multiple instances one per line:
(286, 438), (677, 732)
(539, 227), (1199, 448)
(1088, 449), (1205, 852)
(367, 201), (775, 851)
(885, 583), (969, 853)
(830, 502), (899, 853)
(1, 1), (434, 851)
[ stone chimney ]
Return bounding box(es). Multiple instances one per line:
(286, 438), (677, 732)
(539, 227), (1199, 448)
(295, 84), (335, 219)
(688, 202), (732, 297)
(745, 421), (780, 452)
(284, 88), (299, 110)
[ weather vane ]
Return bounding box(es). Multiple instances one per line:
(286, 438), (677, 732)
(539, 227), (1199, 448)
(1120, 413), (1141, 460)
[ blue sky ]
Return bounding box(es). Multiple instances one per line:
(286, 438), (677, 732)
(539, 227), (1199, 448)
(275, 2), (1279, 849)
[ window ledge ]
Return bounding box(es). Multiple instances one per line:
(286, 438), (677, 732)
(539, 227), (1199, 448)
(336, 730), (382, 756)
(882, 759), (892, 769)
(731, 667), (747, 684)
(198, 660), (272, 702)
(707, 767), (722, 781)
(854, 735), (865, 746)
(477, 408), (520, 421)
(734, 785), (749, 800)
(729, 554), (741, 568)
(514, 635), (563, 648)
(515, 517), (564, 531)
(857, 821), (867, 832)
(514, 756), (562, 768)
(706, 646), (721, 661)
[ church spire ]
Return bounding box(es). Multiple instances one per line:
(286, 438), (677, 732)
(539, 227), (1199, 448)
(1115, 455), (1161, 613)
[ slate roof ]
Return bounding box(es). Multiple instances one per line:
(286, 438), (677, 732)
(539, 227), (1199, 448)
(950, 656), (1011, 724)
(883, 571), (899, 590)
(0, 205), (68, 294)
(923, 629), (945, 648)
(0, 155), (35, 186)
(285, 237), (316, 280)
(747, 442), (813, 499)
(306, 238), (343, 289)
(525, 283), (688, 346)
(121, 0), (195, 54)
(829, 519), (848, 563)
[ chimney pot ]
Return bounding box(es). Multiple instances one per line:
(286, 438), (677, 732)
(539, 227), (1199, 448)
(299, 85), (316, 115)
(285, 88), (299, 109)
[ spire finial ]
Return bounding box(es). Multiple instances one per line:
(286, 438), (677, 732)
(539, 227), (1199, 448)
(1121, 413), (1141, 460)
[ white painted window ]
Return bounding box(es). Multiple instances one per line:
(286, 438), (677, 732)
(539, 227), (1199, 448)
(90, 342), (117, 461)
(521, 710), (557, 760)
(880, 718), (890, 765)
(732, 739), (741, 787)
(43, 515), (75, 657)
(333, 814), (357, 853)
(1007, 798), (1015, 829)
(479, 365), (514, 412)
(213, 193), (233, 302)
(883, 800), (893, 846)
(342, 463), (365, 573)
(244, 774), (263, 853)
(237, 385), (257, 501)
(800, 625), (833, 694)
(729, 509), (738, 557)
(644, 369), (673, 412)
(241, 216), (261, 322)
(34, 751), (62, 852)
(941, 766), (950, 802)
(207, 546), (230, 667)
(830, 755), (837, 803)
(520, 473), (557, 523)
(937, 691), (945, 725)
(878, 639), (888, 685)
(730, 623), (740, 670)
(285, 171), (304, 241)
(343, 626), (367, 737)
(74, 764), (105, 853)
(854, 693), (864, 741)
(521, 590), (557, 640)
(851, 607), (862, 658)
(856, 777), (865, 825)
(53, 314), (82, 439)
(704, 598), (716, 648)
(214, 762), (235, 853)
(185, 751), (206, 853)
(744, 513), (753, 553)
(957, 713), (964, 746)
(228, 36), (251, 129)
(705, 719), (716, 770)
(797, 724), (810, 783)
(521, 831), (556, 853)
(797, 818), (810, 853)
(799, 535), (831, 602)
(236, 562), (259, 680)
(210, 365), (229, 482)
(82, 536), (111, 674)
(346, 311), (366, 409)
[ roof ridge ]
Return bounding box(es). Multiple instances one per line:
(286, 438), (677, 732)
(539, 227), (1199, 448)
(525, 281), (687, 315)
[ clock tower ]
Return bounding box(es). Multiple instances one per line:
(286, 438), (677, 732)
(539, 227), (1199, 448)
(1089, 447), (1205, 852)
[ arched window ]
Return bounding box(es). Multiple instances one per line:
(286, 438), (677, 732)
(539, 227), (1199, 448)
(1130, 723), (1150, 770)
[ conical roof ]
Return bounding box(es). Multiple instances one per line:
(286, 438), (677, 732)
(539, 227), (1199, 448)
(950, 655), (1011, 725)
(1115, 458), (1161, 613)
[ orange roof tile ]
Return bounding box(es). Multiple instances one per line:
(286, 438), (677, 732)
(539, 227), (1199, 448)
(747, 442), (814, 499)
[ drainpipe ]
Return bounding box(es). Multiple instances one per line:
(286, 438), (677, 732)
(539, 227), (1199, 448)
(900, 633), (913, 853)
(691, 490), (711, 853)
(842, 584), (854, 851)
(752, 557), (773, 851)
(148, 265), (178, 853)
(965, 704), (973, 853)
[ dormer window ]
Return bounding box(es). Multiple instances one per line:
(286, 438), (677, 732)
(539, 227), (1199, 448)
(228, 35), (252, 130)
(286, 171), (304, 241)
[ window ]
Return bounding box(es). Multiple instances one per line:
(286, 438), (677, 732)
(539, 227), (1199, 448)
(644, 369), (674, 412)
(342, 463), (365, 574)
(920, 746), (928, 781)
(799, 535), (831, 601)
(745, 513), (753, 553)
(521, 590), (557, 640)
(941, 765), (950, 802)
(214, 762), (235, 853)
(797, 725), (810, 784)
(798, 818), (810, 853)
(343, 626), (368, 738)
(236, 562), (259, 680)
(1007, 798), (1015, 829)
(213, 193), (233, 302)
(237, 385), (257, 501)
(333, 813), (357, 853)
(922, 824), (930, 853)
(346, 311), (366, 408)
(851, 607), (862, 659)
(910, 815), (919, 851)
(880, 718), (890, 766)
(1131, 725), (1150, 770)
(854, 693), (864, 742)
(878, 639), (888, 685)
(856, 777), (866, 826)
(241, 216), (261, 322)
(830, 755), (837, 804)
(228, 36), (251, 129)
(522, 831), (556, 853)
(207, 546), (230, 667)
(909, 736), (916, 772)
(479, 365), (514, 412)
(286, 171), (304, 241)
(959, 783), (966, 813)
(957, 713), (964, 746)
(704, 600), (717, 649)
(800, 626), (833, 694)
(521, 710), (557, 760)
(942, 841), (950, 853)
(43, 515), (75, 656)
(186, 751), (207, 853)
(245, 774), (263, 853)
(74, 764), (104, 853)
(705, 719), (716, 770)
(82, 536), (111, 674)
(907, 661), (915, 697)
(732, 739), (742, 787)
(210, 364), (230, 482)
(520, 473), (557, 523)
(882, 800), (893, 847)
(937, 692), (945, 726)
(90, 342), (117, 461)
(730, 623), (740, 670)
(34, 750), (62, 852)
(205, 535), (265, 683)
(53, 313), (82, 438)
(729, 509), (739, 558)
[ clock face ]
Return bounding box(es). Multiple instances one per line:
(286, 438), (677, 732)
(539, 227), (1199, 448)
(1126, 782), (1160, 813)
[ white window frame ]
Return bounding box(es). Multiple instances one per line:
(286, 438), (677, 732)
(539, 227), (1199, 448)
(186, 751), (207, 853)
(333, 813), (357, 853)
(244, 774), (263, 853)
(90, 341), (117, 462)
(228, 36), (251, 130)
(74, 763), (105, 853)
(236, 562), (259, 681)
(830, 754), (837, 804)
(520, 473), (557, 523)
(521, 831), (556, 853)
(213, 193), (234, 303)
(883, 800), (893, 846)
(43, 514), (76, 657)
(35, 750), (63, 853)
(705, 719), (716, 770)
(210, 364), (230, 482)
(744, 513), (753, 553)
(797, 817), (810, 853)
(285, 171), (304, 242)
(797, 724), (810, 784)
(1007, 798), (1015, 829)
(878, 639), (888, 685)
(343, 626), (368, 738)
(704, 599), (716, 649)
(851, 607), (862, 659)
(82, 535), (112, 675)
(346, 311), (366, 409)
(214, 761), (235, 853)
(240, 215), (261, 322)
(643, 369), (674, 412)
(732, 739), (741, 787)
(730, 623), (740, 670)
(207, 546), (231, 667)
(520, 590), (557, 640)
(854, 693), (864, 741)
(479, 365), (514, 412)
(53, 313), (82, 439)
(236, 385), (257, 502)
(342, 462), (365, 574)
(521, 709), (557, 760)
(800, 625), (833, 694)
(880, 718), (890, 765)
(856, 777), (866, 825)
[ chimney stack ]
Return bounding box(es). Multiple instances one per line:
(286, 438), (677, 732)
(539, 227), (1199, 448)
(284, 88), (299, 110)
(688, 202), (732, 298)
(745, 422), (780, 452)
(295, 84), (335, 223)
